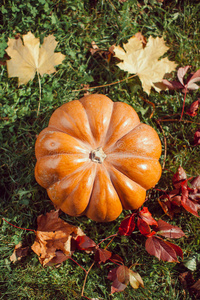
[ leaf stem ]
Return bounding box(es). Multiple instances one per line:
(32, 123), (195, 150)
(72, 74), (137, 92)
(2, 218), (35, 233)
(96, 233), (118, 247)
(37, 71), (42, 116)
(180, 87), (188, 121)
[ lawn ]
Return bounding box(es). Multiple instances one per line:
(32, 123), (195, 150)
(0, 0), (200, 299)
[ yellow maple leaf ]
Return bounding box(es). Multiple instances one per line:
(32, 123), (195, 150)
(5, 32), (65, 85)
(114, 35), (177, 94)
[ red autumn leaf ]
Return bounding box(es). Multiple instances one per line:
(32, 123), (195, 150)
(117, 265), (130, 285)
(162, 66), (200, 92)
(107, 266), (127, 294)
(75, 235), (96, 251)
(94, 248), (112, 264)
(145, 236), (179, 262)
(110, 253), (124, 264)
(108, 265), (143, 294)
(181, 197), (200, 217)
(138, 207), (158, 226)
(118, 214), (136, 236)
(155, 219), (185, 238)
(194, 129), (200, 146)
(164, 240), (183, 259)
(172, 166), (187, 189)
(186, 99), (200, 116)
(191, 175), (200, 189)
(137, 218), (152, 237)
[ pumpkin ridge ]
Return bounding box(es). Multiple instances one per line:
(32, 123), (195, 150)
(108, 160), (161, 190)
(52, 103), (96, 148)
(44, 160), (91, 190)
(49, 163), (97, 215)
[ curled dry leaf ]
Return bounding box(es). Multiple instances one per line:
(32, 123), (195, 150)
(114, 35), (176, 94)
(5, 31), (65, 85)
(31, 210), (85, 266)
(10, 242), (29, 263)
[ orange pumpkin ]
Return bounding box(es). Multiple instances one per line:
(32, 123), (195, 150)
(35, 94), (162, 222)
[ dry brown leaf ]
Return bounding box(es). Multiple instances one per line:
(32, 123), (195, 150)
(114, 35), (177, 94)
(31, 210), (85, 266)
(10, 242), (29, 263)
(5, 31), (65, 85)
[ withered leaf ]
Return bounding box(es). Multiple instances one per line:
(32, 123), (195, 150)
(31, 210), (85, 266)
(114, 35), (176, 94)
(10, 242), (29, 263)
(6, 31), (65, 85)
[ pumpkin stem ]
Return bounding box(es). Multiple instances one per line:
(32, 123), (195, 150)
(90, 147), (106, 164)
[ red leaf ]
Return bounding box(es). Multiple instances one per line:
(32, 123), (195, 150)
(145, 236), (179, 262)
(137, 218), (152, 236)
(186, 99), (200, 116)
(172, 166), (187, 189)
(194, 129), (200, 146)
(186, 69), (200, 90)
(110, 253), (124, 264)
(107, 266), (128, 294)
(164, 240), (183, 259)
(94, 248), (112, 264)
(75, 235), (96, 251)
(190, 176), (200, 189)
(177, 65), (191, 87)
(139, 207), (158, 226)
(156, 220), (185, 238)
(181, 198), (200, 217)
(118, 214), (136, 236)
(117, 265), (130, 285)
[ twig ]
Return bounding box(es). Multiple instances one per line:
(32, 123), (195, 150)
(81, 262), (95, 297)
(72, 74), (137, 92)
(37, 71), (42, 116)
(155, 120), (167, 170)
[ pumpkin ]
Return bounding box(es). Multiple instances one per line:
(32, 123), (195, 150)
(35, 94), (162, 222)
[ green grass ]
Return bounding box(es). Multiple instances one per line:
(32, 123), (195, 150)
(0, 0), (200, 299)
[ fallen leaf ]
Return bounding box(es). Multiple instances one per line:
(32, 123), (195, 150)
(114, 35), (176, 94)
(139, 207), (158, 226)
(162, 66), (200, 93)
(155, 219), (185, 238)
(194, 129), (200, 146)
(108, 265), (144, 294)
(94, 248), (112, 264)
(137, 217), (152, 236)
(145, 236), (181, 262)
(31, 210), (85, 266)
(75, 235), (96, 251)
(118, 213), (136, 236)
(5, 31), (65, 85)
(186, 99), (200, 116)
(10, 242), (29, 263)
(172, 166), (187, 189)
(129, 270), (144, 289)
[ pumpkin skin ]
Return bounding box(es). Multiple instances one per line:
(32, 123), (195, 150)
(35, 94), (162, 222)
